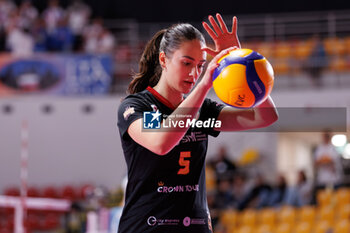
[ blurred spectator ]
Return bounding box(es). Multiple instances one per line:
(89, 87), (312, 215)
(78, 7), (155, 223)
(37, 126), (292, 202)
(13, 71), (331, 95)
(0, 0), (16, 30)
(214, 178), (234, 210)
(65, 202), (86, 233)
(46, 17), (73, 51)
(96, 27), (115, 53)
(42, 0), (65, 34)
(6, 20), (34, 56)
(314, 131), (343, 190)
(209, 145), (236, 182)
(3, 5), (18, 30)
(31, 18), (47, 52)
(286, 170), (312, 207)
(17, 0), (38, 31)
(305, 35), (328, 87)
(237, 175), (271, 210)
(83, 17), (103, 53)
(231, 172), (250, 207)
(67, 0), (91, 51)
(267, 174), (288, 207)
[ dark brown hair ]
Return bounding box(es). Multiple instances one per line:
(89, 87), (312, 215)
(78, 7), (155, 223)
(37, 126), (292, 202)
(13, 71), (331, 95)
(127, 23), (205, 94)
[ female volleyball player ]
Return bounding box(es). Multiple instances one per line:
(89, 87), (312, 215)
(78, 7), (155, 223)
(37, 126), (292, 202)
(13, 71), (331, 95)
(117, 13), (278, 233)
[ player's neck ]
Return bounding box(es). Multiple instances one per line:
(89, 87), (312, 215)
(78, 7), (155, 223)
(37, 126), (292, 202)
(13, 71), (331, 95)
(153, 81), (183, 108)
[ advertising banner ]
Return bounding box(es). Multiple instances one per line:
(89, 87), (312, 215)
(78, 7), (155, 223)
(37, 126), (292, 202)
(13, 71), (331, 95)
(0, 53), (113, 96)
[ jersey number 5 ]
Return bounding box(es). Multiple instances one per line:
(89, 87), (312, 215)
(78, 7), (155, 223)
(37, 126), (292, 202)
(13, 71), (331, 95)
(177, 151), (191, 175)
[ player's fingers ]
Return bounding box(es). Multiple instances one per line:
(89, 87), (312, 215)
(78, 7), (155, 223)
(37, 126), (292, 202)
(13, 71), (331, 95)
(211, 47), (233, 64)
(209, 15), (223, 35)
(232, 16), (238, 35)
(201, 47), (217, 57)
(216, 13), (229, 33)
(205, 59), (221, 77)
(202, 21), (218, 39)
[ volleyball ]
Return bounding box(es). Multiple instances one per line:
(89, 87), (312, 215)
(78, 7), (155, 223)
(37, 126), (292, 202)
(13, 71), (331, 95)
(212, 48), (274, 108)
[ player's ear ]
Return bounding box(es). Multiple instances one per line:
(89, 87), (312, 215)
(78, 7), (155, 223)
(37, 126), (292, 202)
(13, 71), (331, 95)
(159, 51), (166, 69)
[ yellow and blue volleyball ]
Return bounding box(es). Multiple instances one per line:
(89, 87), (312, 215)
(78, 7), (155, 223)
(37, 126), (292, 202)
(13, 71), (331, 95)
(212, 48), (274, 108)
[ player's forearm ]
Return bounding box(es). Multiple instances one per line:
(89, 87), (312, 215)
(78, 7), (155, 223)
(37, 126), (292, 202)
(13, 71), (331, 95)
(217, 96), (278, 131)
(237, 96), (278, 129)
(154, 84), (211, 154)
(254, 96), (279, 127)
(166, 82), (211, 122)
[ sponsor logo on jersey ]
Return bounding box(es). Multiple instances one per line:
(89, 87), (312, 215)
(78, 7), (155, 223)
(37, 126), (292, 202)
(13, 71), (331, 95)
(183, 217), (191, 227)
(157, 181), (199, 193)
(146, 216), (205, 227)
(143, 110), (161, 129)
(147, 216), (157, 226)
(123, 106), (135, 120)
(180, 131), (207, 144)
(183, 217), (206, 227)
(147, 216), (180, 226)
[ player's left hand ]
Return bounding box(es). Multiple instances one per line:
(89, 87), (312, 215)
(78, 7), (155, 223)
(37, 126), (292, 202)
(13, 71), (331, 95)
(198, 46), (236, 90)
(202, 13), (241, 57)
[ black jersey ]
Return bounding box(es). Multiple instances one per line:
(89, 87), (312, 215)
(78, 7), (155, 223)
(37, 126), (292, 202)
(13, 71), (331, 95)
(117, 86), (225, 233)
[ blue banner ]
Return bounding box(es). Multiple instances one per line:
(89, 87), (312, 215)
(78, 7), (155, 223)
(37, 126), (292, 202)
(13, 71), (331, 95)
(0, 53), (113, 96)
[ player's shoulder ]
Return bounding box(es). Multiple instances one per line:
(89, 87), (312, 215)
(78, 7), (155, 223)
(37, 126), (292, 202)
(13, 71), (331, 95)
(120, 90), (152, 106)
(124, 89), (150, 101)
(118, 90), (154, 117)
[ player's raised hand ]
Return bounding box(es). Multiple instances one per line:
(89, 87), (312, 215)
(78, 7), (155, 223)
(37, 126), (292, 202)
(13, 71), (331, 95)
(202, 13), (241, 57)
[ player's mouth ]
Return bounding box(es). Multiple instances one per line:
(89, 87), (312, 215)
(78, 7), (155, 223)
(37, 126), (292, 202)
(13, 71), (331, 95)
(184, 80), (195, 86)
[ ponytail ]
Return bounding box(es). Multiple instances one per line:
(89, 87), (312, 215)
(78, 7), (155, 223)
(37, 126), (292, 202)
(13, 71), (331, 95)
(128, 29), (166, 94)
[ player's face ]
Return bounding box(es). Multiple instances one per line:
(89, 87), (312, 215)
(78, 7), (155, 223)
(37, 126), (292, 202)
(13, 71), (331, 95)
(164, 39), (206, 94)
